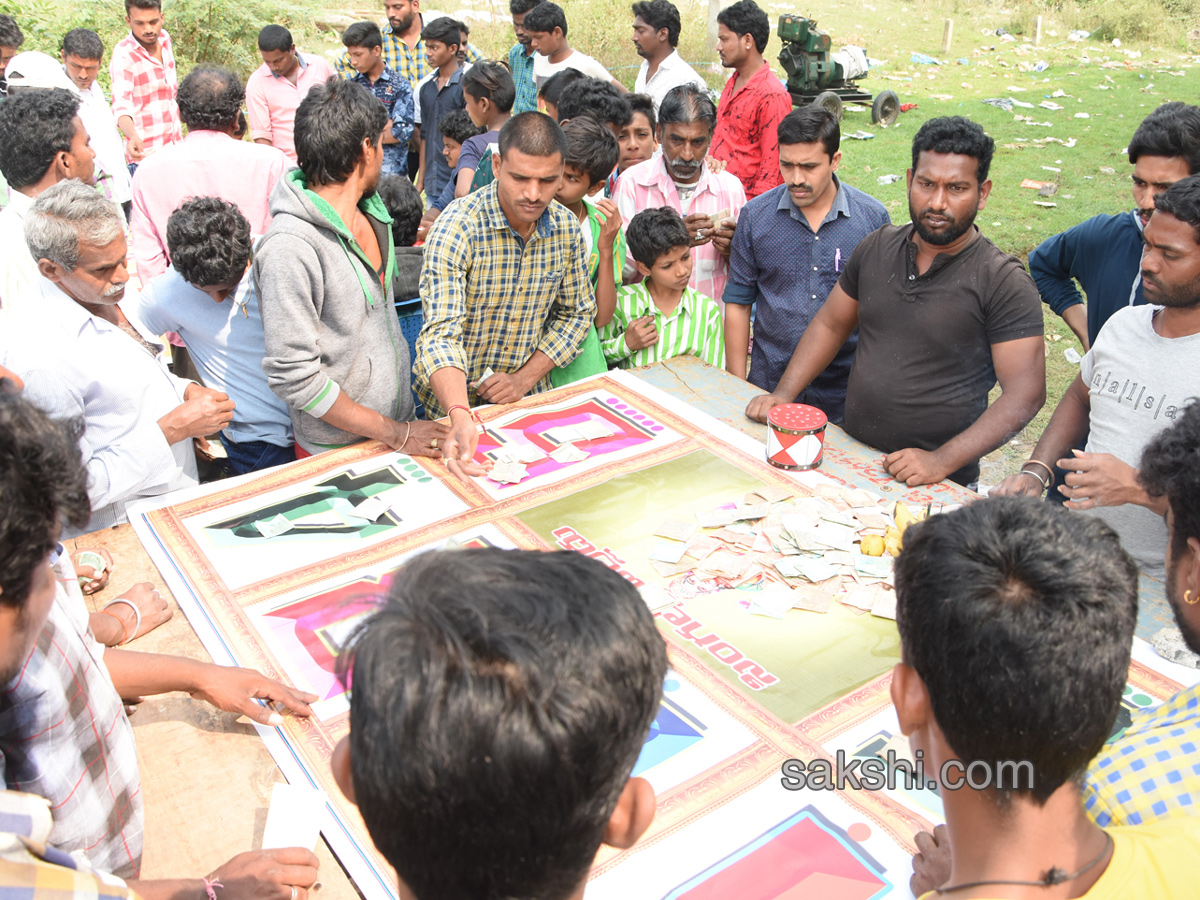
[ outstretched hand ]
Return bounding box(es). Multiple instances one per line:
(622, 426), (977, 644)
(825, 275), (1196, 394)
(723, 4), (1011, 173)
(206, 848), (320, 900)
(190, 664), (317, 726)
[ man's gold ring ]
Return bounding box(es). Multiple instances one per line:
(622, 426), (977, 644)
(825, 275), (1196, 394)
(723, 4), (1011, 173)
(431, 438), (439, 450)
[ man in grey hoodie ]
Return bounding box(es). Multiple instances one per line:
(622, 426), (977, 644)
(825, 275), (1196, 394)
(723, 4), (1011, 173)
(254, 77), (446, 458)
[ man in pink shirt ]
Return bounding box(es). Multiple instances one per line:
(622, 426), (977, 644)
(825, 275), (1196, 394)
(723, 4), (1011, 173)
(109, 0), (181, 164)
(708, 0), (792, 199)
(130, 67), (287, 281)
(246, 25), (334, 163)
(613, 83), (745, 306)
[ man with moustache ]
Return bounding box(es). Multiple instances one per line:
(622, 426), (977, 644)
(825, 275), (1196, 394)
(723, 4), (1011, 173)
(414, 112), (595, 475)
(109, 0), (181, 165)
(613, 83), (745, 306)
(746, 117), (1045, 488)
(1029, 102), (1200, 350)
(507, 0), (540, 114)
(2, 181), (232, 535)
(992, 175), (1200, 579)
(724, 106), (888, 423)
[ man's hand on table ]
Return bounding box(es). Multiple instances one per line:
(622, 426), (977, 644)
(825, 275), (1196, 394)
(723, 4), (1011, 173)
(91, 582), (174, 647)
(745, 392), (788, 424)
(207, 848), (320, 900)
(189, 664), (317, 726)
(910, 825), (952, 896)
(379, 417), (450, 457)
(992, 470), (1047, 497)
(883, 448), (953, 487)
(441, 406), (491, 482)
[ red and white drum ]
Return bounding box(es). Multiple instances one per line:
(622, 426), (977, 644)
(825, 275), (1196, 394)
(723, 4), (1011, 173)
(766, 404), (828, 471)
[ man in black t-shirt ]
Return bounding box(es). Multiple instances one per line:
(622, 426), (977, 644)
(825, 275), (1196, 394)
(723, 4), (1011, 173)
(746, 117), (1045, 487)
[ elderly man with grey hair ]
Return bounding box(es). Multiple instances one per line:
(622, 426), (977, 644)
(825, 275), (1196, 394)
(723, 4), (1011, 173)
(2, 180), (235, 536)
(612, 82), (746, 304)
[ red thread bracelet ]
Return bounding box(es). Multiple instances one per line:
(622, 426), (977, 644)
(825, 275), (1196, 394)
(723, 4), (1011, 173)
(446, 404), (477, 421)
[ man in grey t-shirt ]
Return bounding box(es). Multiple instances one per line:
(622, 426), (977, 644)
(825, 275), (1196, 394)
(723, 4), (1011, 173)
(994, 175), (1200, 578)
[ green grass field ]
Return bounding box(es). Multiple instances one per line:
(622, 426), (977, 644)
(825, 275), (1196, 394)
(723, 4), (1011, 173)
(9, 0), (1198, 481)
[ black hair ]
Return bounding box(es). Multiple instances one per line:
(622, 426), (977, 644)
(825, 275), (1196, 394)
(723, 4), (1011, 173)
(628, 92), (656, 133)
(911, 115), (995, 184)
(1154, 173), (1200, 243)
(499, 110), (568, 160)
(1127, 102), (1200, 174)
(778, 105), (839, 159)
(342, 548), (667, 900)
(658, 83), (716, 136)
(295, 78), (388, 186)
(421, 16), (463, 50)
(61, 28), (104, 60)
(176, 67), (244, 132)
(257, 24), (294, 53)
(462, 60), (516, 113)
(537, 67), (585, 113)
(625, 206), (691, 268)
(166, 197), (252, 288)
(342, 21), (383, 50)
(556, 78), (632, 130)
(438, 108), (484, 145)
(717, 0), (769, 54)
(895, 497), (1138, 805)
(375, 174), (423, 247)
(0, 88), (81, 189)
(1140, 400), (1200, 563)
(510, 0), (542, 14)
(0, 388), (90, 609)
(562, 115), (619, 187)
(632, 0), (681, 47)
(523, 1), (568, 37)
(124, 0), (160, 12)
(0, 15), (24, 50)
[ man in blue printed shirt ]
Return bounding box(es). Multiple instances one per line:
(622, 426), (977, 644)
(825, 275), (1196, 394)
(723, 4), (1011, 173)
(342, 20), (415, 176)
(724, 106), (888, 424)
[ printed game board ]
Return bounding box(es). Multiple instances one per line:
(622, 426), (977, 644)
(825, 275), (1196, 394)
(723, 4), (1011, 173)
(130, 371), (1189, 900)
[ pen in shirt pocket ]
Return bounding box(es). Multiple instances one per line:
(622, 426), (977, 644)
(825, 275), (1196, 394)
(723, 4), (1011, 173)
(835, 248), (842, 272)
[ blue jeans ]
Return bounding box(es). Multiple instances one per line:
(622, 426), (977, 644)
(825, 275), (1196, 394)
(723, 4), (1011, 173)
(219, 434), (295, 475)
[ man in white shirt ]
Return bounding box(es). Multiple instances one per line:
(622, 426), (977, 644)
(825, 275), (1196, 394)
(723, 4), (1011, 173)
(0, 87), (95, 323)
(523, 1), (626, 91)
(4, 181), (234, 536)
(60, 28), (134, 214)
(631, 0), (706, 111)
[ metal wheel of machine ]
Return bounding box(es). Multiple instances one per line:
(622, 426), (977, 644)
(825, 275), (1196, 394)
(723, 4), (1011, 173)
(813, 90), (844, 122)
(872, 89), (900, 126)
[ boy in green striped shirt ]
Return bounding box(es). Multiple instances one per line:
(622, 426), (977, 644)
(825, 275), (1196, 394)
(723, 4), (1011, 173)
(600, 207), (725, 369)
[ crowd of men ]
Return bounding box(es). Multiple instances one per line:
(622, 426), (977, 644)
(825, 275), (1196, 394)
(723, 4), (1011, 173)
(1, 0), (1200, 896)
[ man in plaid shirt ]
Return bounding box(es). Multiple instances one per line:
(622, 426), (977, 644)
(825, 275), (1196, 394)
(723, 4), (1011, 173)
(109, 0), (181, 164)
(334, 0), (482, 87)
(0, 372), (321, 896)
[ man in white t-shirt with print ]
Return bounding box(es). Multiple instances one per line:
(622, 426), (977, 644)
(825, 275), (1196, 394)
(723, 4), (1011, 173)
(994, 174), (1200, 579)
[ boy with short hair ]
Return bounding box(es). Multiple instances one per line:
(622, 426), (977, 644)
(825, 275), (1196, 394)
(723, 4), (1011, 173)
(376, 174), (424, 302)
(524, 1), (623, 90)
(416, 16), (465, 202)
(894, 497), (1200, 898)
(537, 66), (585, 121)
(333, 547), (667, 900)
(600, 206), (725, 369)
(550, 116), (624, 386)
(438, 108), (482, 174)
(341, 20), (414, 177)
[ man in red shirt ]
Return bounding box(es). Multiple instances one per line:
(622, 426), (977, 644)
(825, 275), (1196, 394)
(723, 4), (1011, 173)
(709, 0), (793, 199)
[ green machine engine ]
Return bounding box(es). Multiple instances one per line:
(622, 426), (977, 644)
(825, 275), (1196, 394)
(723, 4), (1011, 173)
(776, 14), (899, 126)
